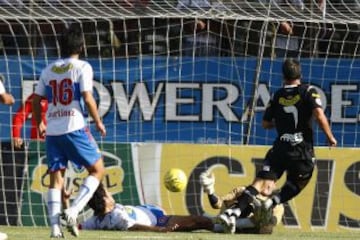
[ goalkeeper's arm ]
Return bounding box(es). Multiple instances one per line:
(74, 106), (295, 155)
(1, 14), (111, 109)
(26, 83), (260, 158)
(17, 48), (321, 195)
(200, 171), (245, 209)
(199, 171), (220, 208)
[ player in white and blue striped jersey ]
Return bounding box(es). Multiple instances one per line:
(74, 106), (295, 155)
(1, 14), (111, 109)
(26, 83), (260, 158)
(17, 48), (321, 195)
(33, 24), (106, 238)
(79, 183), (214, 232)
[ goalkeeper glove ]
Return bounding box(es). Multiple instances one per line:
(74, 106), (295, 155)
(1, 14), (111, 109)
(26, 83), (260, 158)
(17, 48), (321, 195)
(199, 170), (215, 195)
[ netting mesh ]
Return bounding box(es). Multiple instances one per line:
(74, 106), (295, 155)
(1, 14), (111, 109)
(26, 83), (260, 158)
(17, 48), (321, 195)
(0, 1), (359, 60)
(0, 1), (359, 21)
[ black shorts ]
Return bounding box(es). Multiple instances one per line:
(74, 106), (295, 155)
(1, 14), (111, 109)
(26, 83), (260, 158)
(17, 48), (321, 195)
(264, 140), (315, 181)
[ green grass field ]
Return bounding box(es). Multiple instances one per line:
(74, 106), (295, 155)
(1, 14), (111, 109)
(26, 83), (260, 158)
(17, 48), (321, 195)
(1, 226), (358, 240)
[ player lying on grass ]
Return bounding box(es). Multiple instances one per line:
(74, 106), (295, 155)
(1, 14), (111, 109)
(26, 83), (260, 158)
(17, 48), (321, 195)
(200, 169), (284, 234)
(70, 183), (215, 232)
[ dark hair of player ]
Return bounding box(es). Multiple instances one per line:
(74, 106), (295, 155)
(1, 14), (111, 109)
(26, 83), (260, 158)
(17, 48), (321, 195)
(282, 58), (301, 81)
(87, 183), (106, 216)
(61, 24), (84, 57)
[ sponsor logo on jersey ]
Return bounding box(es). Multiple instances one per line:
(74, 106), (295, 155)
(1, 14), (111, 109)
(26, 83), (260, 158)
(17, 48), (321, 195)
(51, 63), (73, 74)
(279, 94), (300, 106)
(124, 206), (137, 220)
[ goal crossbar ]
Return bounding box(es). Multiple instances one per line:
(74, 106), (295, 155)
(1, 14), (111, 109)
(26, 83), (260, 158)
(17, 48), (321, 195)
(0, 1), (359, 23)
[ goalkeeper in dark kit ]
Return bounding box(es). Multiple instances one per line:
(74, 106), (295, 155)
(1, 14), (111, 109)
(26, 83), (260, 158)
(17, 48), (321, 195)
(200, 169), (284, 234)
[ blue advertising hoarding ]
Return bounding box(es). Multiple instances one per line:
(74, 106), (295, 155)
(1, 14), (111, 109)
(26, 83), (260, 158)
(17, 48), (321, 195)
(0, 57), (359, 146)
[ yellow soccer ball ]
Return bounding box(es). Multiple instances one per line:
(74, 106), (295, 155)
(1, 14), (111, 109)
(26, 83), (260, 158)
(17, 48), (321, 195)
(164, 168), (187, 192)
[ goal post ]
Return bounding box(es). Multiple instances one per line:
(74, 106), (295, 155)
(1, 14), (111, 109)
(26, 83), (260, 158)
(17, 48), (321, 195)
(0, 0), (359, 232)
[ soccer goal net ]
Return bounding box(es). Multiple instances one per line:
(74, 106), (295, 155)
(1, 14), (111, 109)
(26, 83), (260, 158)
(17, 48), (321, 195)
(0, 0), (359, 232)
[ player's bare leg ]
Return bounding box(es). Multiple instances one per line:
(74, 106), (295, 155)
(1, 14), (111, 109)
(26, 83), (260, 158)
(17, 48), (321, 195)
(167, 215), (214, 232)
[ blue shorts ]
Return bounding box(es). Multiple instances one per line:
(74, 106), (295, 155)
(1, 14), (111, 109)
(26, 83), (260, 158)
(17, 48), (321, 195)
(139, 204), (169, 227)
(46, 128), (102, 172)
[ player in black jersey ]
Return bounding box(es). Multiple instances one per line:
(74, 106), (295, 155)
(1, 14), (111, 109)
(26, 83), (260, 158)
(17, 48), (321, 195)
(216, 58), (337, 233)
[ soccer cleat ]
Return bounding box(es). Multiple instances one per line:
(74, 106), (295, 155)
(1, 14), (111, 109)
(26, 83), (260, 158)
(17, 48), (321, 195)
(50, 228), (64, 238)
(224, 215), (236, 234)
(0, 231), (8, 240)
(215, 213), (232, 233)
(215, 214), (236, 234)
(63, 208), (78, 226)
(225, 208), (241, 218)
(215, 208), (241, 234)
(63, 208), (79, 237)
(67, 224), (80, 237)
(229, 215), (237, 234)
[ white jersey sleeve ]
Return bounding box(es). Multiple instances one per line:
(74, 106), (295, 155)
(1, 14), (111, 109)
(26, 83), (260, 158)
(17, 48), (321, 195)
(0, 81), (5, 94)
(80, 204), (158, 231)
(79, 63), (93, 93)
(80, 204), (137, 230)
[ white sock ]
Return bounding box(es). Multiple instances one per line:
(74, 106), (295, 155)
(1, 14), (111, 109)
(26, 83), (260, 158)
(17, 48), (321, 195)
(47, 188), (62, 228)
(71, 175), (100, 214)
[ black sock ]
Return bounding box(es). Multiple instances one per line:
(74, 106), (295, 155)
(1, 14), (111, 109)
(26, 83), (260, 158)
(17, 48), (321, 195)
(278, 181), (301, 204)
(236, 185), (259, 211)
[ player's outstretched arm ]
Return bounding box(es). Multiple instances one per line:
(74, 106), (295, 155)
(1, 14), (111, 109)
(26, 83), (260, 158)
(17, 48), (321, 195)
(200, 171), (223, 209)
(128, 223), (178, 232)
(199, 171), (215, 195)
(0, 92), (14, 105)
(313, 107), (337, 147)
(262, 119), (275, 129)
(0, 80), (14, 105)
(167, 215), (214, 232)
(12, 98), (33, 148)
(32, 94), (46, 138)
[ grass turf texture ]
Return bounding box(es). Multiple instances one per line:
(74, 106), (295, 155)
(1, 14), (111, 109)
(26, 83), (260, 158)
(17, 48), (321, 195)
(0, 226), (358, 240)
